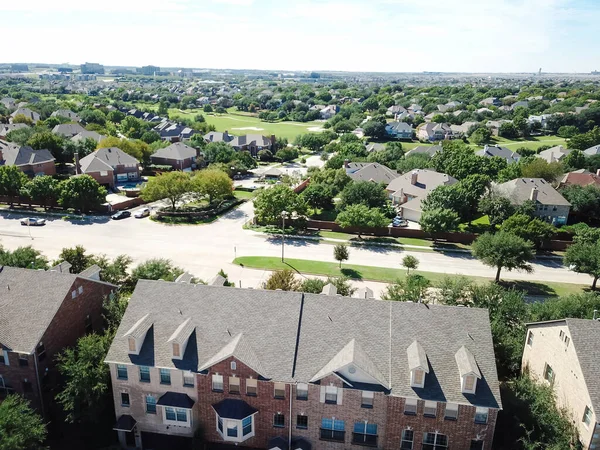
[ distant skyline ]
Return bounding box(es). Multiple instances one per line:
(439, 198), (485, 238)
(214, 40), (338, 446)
(3, 0), (599, 73)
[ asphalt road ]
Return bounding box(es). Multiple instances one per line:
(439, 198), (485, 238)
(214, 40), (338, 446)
(0, 202), (591, 298)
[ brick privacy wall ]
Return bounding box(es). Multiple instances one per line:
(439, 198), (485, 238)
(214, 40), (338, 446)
(1, 278), (114, 414)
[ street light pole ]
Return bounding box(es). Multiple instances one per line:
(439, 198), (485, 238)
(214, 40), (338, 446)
(281, 210), (287, 262)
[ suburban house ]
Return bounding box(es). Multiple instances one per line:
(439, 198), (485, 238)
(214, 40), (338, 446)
(404, 145), (442, 158)
(386, 169), (458, 222)
(71, 130), (106, 144)
(385, 122), (413, 139)
(365, 142), (385, 153)
(479, 97), (501, 107)
(150, 142), (198, 171)
(584, 145), (600, 156)
(559, 169), (600, 188)
(495, 178), (571, 225)
(344, 161), (398, 184)
(0, 123), (28, 140)
(105, 281), (501, 450)
(261, 167), (283, 180)
(476, 108), (494, 115)
(510, 100), (529, 110)
(51, 109), (80, 122)
(319, 105), (339, 120)
(52, 123), (86, 138)
(522, 318), (600, 450)
(78, 147), (141, 188)
(537, 145), (571, 163)
(485, 120), (512, 136)
(449, 121), (478, 136)
(10, 108), (40, 124)
(386, 105), (407, 117)
(527, 114), (554, 129)
(416, 123), (455, 142)
(204, 131), (233, 144)
(229, 135), (274, 156)
(0, 142), (56, 176)
(153, 122), (196, 142)
(475, 145), (521, 164)
(0, 97), (16, 109)
(0, 266), (116, 416)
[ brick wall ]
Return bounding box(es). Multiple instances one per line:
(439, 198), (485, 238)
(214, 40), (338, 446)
(86, 170), (115, 188)
(150, 157), (194, 170)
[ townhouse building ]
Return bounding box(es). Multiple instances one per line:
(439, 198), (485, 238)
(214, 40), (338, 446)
(106, 281), (501, 450)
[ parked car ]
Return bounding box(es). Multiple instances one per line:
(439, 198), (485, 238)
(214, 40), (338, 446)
(20, 217), (46, 226)
(134, 208), (150, 218)
(392, 218), (408, 227)
(111, 211), (131, 220)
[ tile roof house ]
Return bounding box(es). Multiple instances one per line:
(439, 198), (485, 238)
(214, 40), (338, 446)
(150, 142), (198, 171)
(495, 178), (571, 225)
(52, 122), (86, 138)
(384, 121), (413, 139)
(71, 129), (106, 144)
(51, 109), (80, 122)
(10, 108), (40, 124)
(0, 142), (56, 176)
(0, 266), (116, 416)
(105, 281), (501, 450)
(78, 147), (140, 188)
(559, 169), (600, 188)
(475, 144), (521, 164)
(386, 169), (458, 222)
(522, 319), (600, 450)
(344, 161), (398, 184)
(537, 145), (571, 163)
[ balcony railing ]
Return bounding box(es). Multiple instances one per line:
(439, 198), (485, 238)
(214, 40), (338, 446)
(352, 433), (378, 447)
(320, 429), (345, 442)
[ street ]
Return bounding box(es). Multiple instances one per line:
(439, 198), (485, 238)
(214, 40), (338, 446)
(0, 201), (591, 298)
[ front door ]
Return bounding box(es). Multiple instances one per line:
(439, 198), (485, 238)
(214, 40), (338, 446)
(125, 431), (135, 447)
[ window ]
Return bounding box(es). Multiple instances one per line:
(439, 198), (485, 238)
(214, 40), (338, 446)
(78, 286), (83, 295)
(297, 415), (308, 429)
(543, 363), (555, 385)
(160, 368), (171, 385)
(212, 374), (223, 391)
(165, 407), (176, 421)
(117, 364), (128, 380)
(227, 422), (238, 437)
(474, 407), (488, 424)
(139, 366), (151, 382)
(145, 395), (156, 414)
(297, 382), (308, 400)
(321, 418), (345, 442)
(325, 385), (338, 404)
(121, 392), (130, 407)
(565, 336), (570, 347)
(470, 440), (484, 450)
(231, 361), (237, 371)
(176, 409), (187, 422)
(83, 315), (93, 334)
(0, 350), (8, 366)
(183, 371), (194, 387)
(404, 398), (418, 415)
(71, 290), (77, 299)
(583, 406), (593, 427)
(401, 429), (414, 450)
(444, 403), (458, 420)
(172, 343), (180, 358)
(527, 331), (534, 346)
(246, 378), (257, 396)
(424, 401), (437, 417)
(128, 338), (136, 352)
(274, 382), (285, 398)
(411, 369), (425, 388)
(36, 342), (46, 361)
(229, 377), (240, 394)
(463, 374), (476, 393)
(423, 432), (448, 450)
(352, 422), (378, 447)
(559, 330), (564, 339)
(218, 416), (223, 433)
(361, 390), (374, 408)
(18, 354), (28, 367)
(273, 413), (285, 428)
(242, 416), (253, 436)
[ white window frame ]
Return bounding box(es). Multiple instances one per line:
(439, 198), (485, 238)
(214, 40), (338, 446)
(78, 286), (83, 295)
(411, 368), (425, 388)
(543, 363), (555, 385)
(474, 407), (489, 424)
(183, 371), (194, 387)
(404, 398), (418, 415)
(361, 390), (374, 408)
(1, 350), (9, 366)
(246, 378), (257, 396)
(583, 406), (593, 427)
(296, 382), (308, 400)
(71, 290), (77, 299)
(212, 374), (224, 391)
(527, 331), (534, 346)
(462, 374), (477, 394)
(163, 406), (191, 427)
(424, 400), (437, 417)
(401, 429), (414, 449)
(230, 361), (237, 371)
(229, 376), (240, 394)
(216, 413), (255, 443)
(444, 403), (458, 420)
(423, 431), (448, 449)
(325, 385), (338, 404)
(274, 382), (285, 398)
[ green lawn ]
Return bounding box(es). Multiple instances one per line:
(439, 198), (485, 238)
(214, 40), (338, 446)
(233, 190), (255, 200)
(233, 256), (585, 298)
(398, 135), (567, 152)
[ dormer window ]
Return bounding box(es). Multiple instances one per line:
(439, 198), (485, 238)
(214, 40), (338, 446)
(411, 369), (425, 388)
(407, 341), (428, 388)
(455, 346), (481, 395)
(172, 343), (180, 358)
(167, 318), (194, 361)
(463, 375), (476, 393)
(128, 338), (136, 352)
(124, 314), (152, 356)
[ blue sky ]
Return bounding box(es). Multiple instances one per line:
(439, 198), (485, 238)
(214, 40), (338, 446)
(2, 0), (599, 73)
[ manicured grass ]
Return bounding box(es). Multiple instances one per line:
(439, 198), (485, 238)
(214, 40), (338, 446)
(233, 256), (585, 297)
(233, 190), (255, 200)
(396, 135), (567, 153)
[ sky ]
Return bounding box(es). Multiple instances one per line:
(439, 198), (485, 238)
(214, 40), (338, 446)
(2, 0), (599, 73)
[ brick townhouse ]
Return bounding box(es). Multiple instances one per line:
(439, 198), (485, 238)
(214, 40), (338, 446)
(106, 281), (501, 450)
(0, 266), (116, 416)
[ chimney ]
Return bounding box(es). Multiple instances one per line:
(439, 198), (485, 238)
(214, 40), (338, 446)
(530, 187), (538, 202)
(411, 170), (419, 185)
(596, 169), (600, 177)
(344, 159), (350, 169)
(0, 148), (3, 163)
(271, 134), (276, 151)
(74, 152), (80, 175)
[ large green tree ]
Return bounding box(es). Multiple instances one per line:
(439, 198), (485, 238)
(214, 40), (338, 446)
(0, 165), (28, 206)
(192, 168), (233, 204)
(302, 182), (335, 210)
(253, 185), (307, 225)
(140, 171), (192, 210)
(335, 204), (388, 229)
(0, 245), (48, 269)
(472, 231), (534, 282)
(129, 258), (185, 287)
(58, 175), (107, 213)
(338, 181), (388, 210)
(419, 208), (460, 234)
(478, 194), (515, 228)
(0, 395), (47, 450)
(561, 184), (600, 221)
(22, 175), (60, 210)
(501, 214), (556, 248)
(564, 239), (600, 290)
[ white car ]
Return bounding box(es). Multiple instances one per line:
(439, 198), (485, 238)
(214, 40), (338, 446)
(20, 217), (46, 226)
(134, 208), (150, 218)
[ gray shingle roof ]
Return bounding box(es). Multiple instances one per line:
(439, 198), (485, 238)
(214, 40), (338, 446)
(407, 340), (428, 372)
(229, 134), (271, 148)
(105, 282), (501, 408)
(151, 142), (197, 161)
(52, 123), (86, 137)
(79, 147), (139, 173)
(346, 162), (398, 184)
(71, 130), (105, 143)
(475, 145), (521, 164)
(495, 178), (571, 207)
(0, 145), (55, 166)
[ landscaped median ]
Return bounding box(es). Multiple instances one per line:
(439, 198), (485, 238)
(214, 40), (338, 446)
(232, 256), (585, 298)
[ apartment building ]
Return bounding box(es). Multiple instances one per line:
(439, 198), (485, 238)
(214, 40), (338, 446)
(0, 266), (116, 416)
(522, 318), (600, 450)
(106, 281), (501, 450)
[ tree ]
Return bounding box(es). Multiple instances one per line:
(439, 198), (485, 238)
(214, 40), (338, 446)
(381, 275), (431, 302)
(55, 333), (113, 423)
(203, 142), (237, 164)
(140, 171), (192, 210)
(419, 208), (460, 234)
(402, 255), (419, 275)
(192, 169), (233, 204)
(119, 116), (147, 139)
(275, 147), (298, 162)
(97, 137), (152, 164)
(498, 122), (519, 139)
(478, 194), (515, 228)
(335, 204), (388, 230)
(563, 149), (586, 170)
(140, 130), (161, 144)
(263, 269), (300, 291)
(0, 165), (28, 206)
(58, 175), (107, 213)
(470, 127), (492, 145)
(561, 185), (600, 221)
(22, 175), (60, 210)
(127, 258), (185, 290)
(309, 168), (351, 194)
(253, 185), (307, 225)
(520, 158), (564, 183)
(91, 254), (133, 286)
(203, 104), (213, 113)
(362, 120), (386, 139)
(501, 214), (556, 248)
(333, 243), (349, 268)
(0, 245), (48, 269)
(56, 245), (93, 273)
(302, 182), (335, 210)
(338, 181), (388, 210)
(11, 113), (33, 125)
(567, 126), (600, 150)
(557, 125), (579, 138)
(27, 131), (65, 159)
(0, 395), (47, 450)
(564, 240), (600, 290)
(472, 231), (534, 282)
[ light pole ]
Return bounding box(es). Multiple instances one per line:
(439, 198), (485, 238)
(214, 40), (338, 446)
(281, 210), (288, 262)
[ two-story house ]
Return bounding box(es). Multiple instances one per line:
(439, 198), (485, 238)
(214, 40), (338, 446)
(77, 147), (141, 188)
(522, 318), (600, 450)
(0, 141), (56, 176)
(0, 266), (116, 417)
(229, 134), (275, 156)
(106, 281), (501, 450)
(150, 142), (199, 171)
(385, 122), (413, 140)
